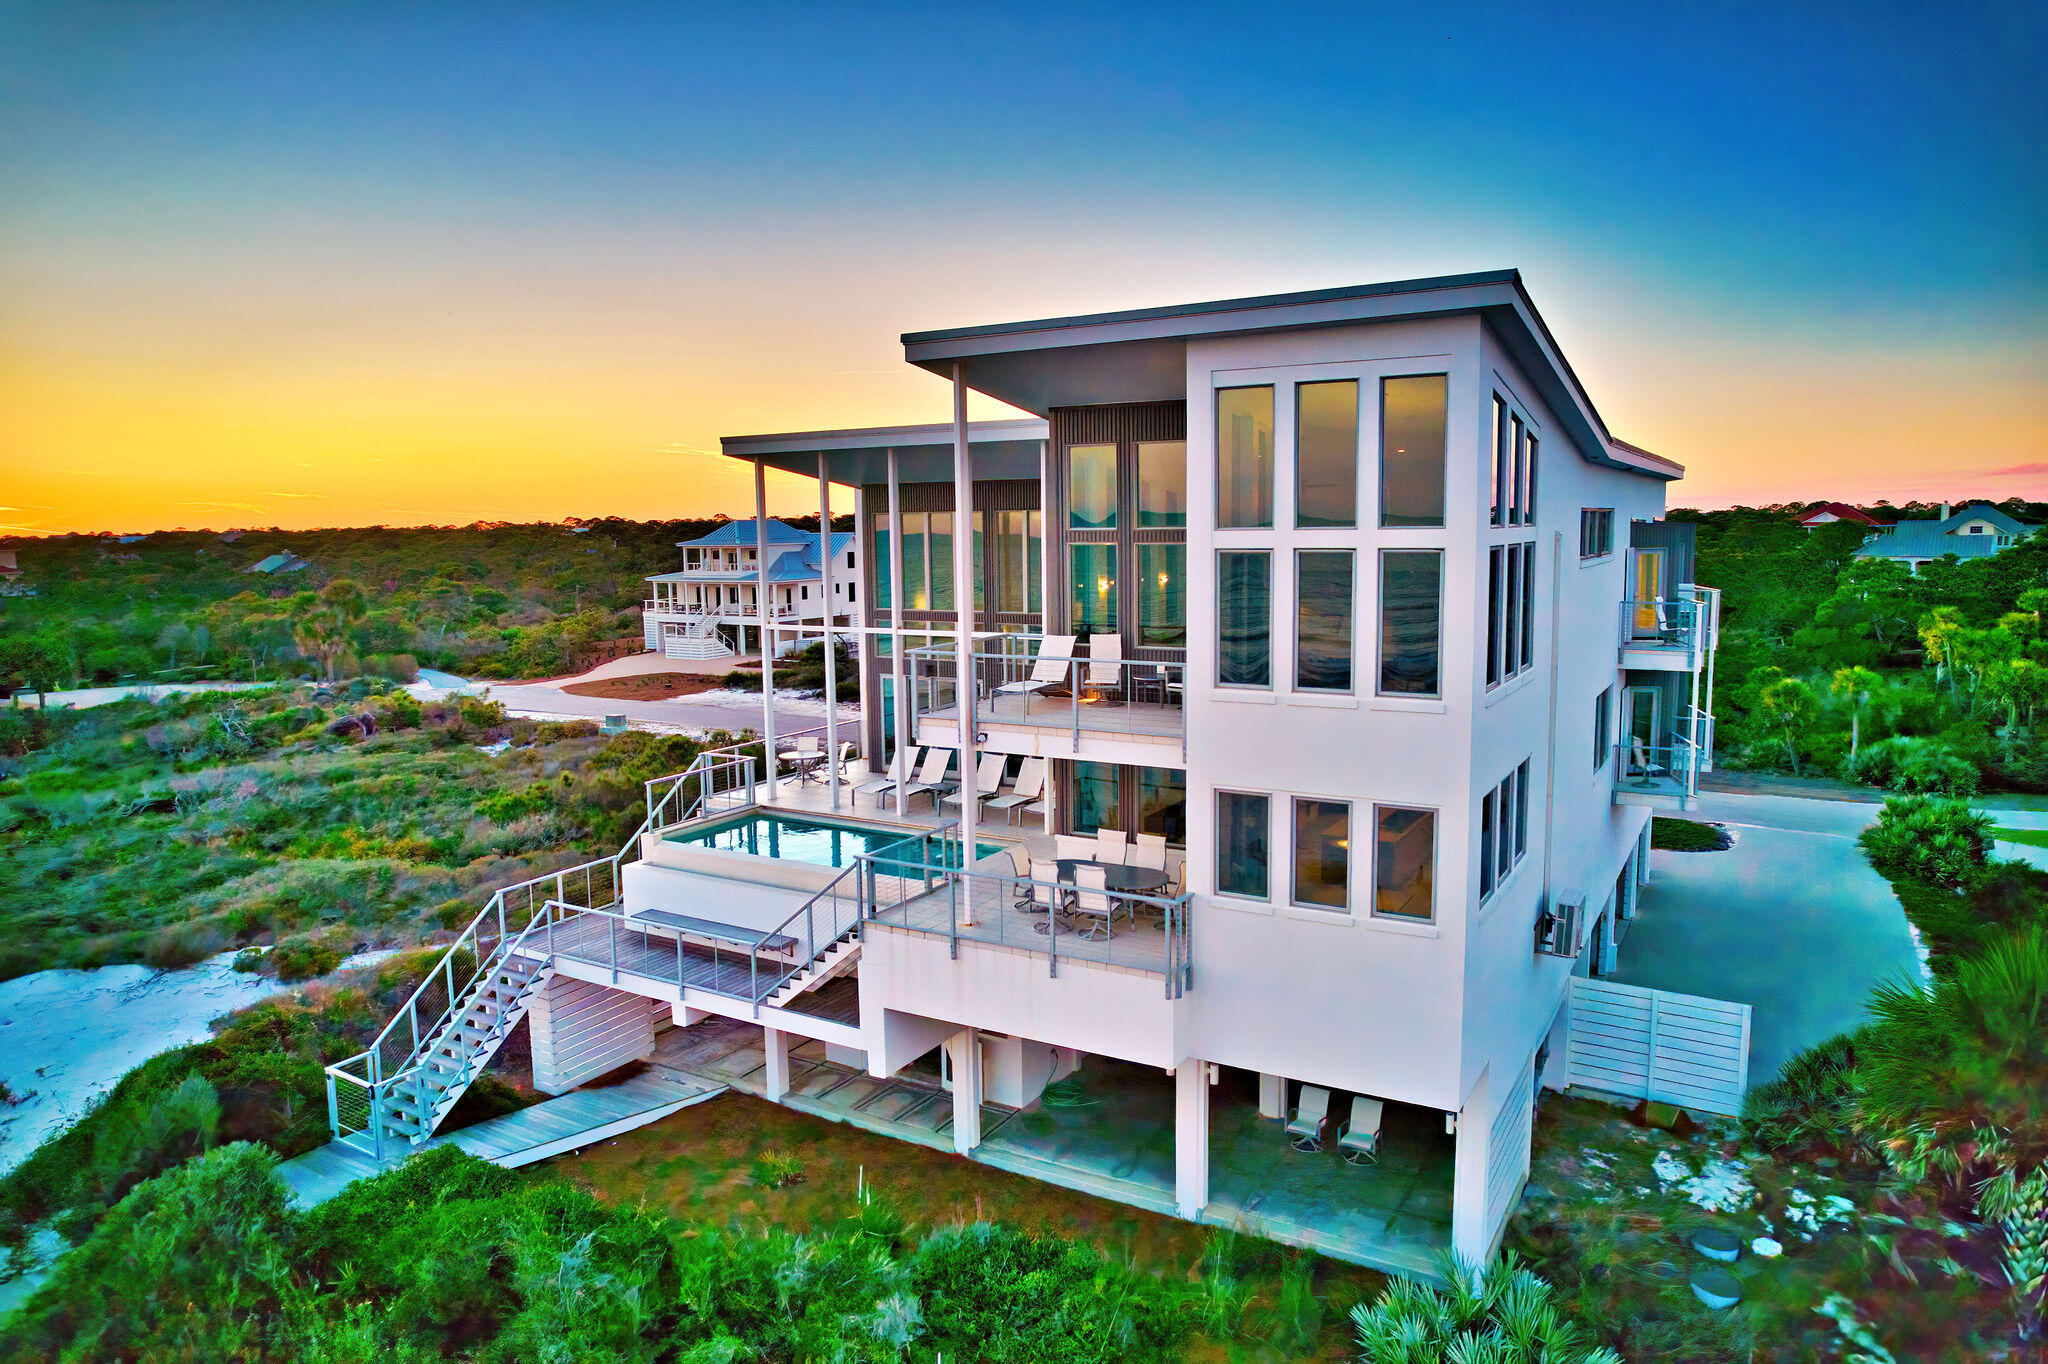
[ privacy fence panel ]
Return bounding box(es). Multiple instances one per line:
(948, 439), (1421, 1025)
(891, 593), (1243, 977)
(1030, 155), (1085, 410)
(1565, 977), (1750, 1117)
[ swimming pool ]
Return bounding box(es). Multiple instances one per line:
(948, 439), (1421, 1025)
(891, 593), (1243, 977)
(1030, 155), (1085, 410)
(665, 812), (1003, 871)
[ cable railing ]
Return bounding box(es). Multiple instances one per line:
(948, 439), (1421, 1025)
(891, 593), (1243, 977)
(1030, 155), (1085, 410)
(858, 824), (1193, 999)
(907, 634), (1186, 760)
(1612, 737), (1699, 803)
(1619, 595), (1703, 654)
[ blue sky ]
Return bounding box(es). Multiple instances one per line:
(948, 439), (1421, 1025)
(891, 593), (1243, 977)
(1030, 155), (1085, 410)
(2, 1), (2042, 530)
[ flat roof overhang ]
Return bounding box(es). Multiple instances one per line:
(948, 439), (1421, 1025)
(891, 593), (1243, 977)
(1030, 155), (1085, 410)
(901, 269), (1680, 481)
(719, 418), (1049, 487)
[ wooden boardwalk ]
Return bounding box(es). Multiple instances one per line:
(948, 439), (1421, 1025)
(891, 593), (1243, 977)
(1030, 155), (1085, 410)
(277, 1071), (722, 1207)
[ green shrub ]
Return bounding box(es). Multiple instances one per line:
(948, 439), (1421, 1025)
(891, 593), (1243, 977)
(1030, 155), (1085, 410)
(271, 929), (348, 981)
(1650, 817), (1731, 852)
(748, 1148), (806, 1188)
(1351, 1250), (1622, 1363)
(1742, 1030), (1870, 1157)
(1842, 735), (1980, 796)
(1858, 794), (1994, 889)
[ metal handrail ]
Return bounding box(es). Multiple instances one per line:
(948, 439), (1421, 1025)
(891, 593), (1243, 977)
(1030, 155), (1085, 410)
(906, 636), (1187, 760)
(1618, 595), (1702, 649)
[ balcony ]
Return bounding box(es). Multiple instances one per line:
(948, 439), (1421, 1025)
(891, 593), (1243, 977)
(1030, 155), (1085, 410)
(1618, 592), (1713, 671)
(907, 636), (1185, 766)
(1611, 739), (1700, 811)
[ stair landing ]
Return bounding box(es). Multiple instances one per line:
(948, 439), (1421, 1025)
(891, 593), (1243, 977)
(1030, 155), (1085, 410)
(279, 1072), (722, 1207)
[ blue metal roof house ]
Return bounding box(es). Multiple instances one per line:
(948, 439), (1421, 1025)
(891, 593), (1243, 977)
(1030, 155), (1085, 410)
(642, 519), (856, 659)
(1852, 502), (2037, 571)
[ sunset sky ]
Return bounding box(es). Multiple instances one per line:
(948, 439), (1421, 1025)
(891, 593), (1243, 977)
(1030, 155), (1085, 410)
(2, 2), (2042, 536)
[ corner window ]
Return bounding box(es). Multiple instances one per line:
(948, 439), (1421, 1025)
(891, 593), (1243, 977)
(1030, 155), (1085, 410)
(1486, 542), (1537, 688)
(1378, 549), (1441, 697)
(1295, 379), (1358, 528)
(1216, 790), (1270, 900)
(1380, 374), (1447, 528)
(1294, 550), (1354, 693)
(1216, 386), (1275, 528)
(1217, 550), (1272, 687)
(1373, 806), (1435, 921)
(1291, 796), (1351, 912)
(1480, 761), (1532, 901)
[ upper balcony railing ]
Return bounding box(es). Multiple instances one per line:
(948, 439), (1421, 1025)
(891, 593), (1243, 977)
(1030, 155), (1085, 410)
(1618, 595), (1704, 658)
(1612, 736), (1700, 806)
(906, 634), (1186, 759)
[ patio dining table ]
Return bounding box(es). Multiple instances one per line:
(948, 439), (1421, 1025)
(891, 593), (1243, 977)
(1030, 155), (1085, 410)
(1053, 859), (1171, 895)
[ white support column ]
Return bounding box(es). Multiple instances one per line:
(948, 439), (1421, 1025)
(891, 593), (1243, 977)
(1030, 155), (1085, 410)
(1175, 1060), (1210, 1219)
(817, 452), (841, 810)
(754, 463), (778, 800)
(949, 363), (981, 925)
(947, 1029), (982, 1153)
(1450, 1067), (1494, 1263)
(853, 486), (874, 791)
(1257, 1072), (1285, 1121)
(1038, 436), (1054, 839)
(763, 1026), (791, 1103)
(888, 447), (910, 819)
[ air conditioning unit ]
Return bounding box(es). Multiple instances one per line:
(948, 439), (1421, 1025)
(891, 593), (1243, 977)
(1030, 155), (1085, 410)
(1535, 897), (1584, 958)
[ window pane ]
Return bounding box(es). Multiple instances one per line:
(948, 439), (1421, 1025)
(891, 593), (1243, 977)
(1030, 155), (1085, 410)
(1068, 443), (1117, 530)
(1479, 790), (1496, 897)
(1515, 759), (1531, 858)
(1217, 387), (1275, 528)
(1292, 797), (1350, 911)
(972, 510), (985, 612)
(1504, 544), (1522, 676)
(1027, 511), (1043, 613)
(1217, 550), (1271, 687)
(1375, 807), (1435, 921)
(1138, 440), (1187, 529)
(994, 510), (1025, 614)
(872, 513), (892, 610)
(1139, 543), (1186, 646)
(1138, 767), (1186, 844)
(1485, 546), (1502, 688)
(1072, 760), (1120, 833)
(1491, 395), (1507, 527)
(903, 512), (929, 610)
(1070, 544), (1117, 633)
(1295, 550), (1354, 692)
(1216, 790), (1269, 900)
(930, 511), (954, 610)
(1522, 434), (1538, 523)
(1520, 545), (1536, 670)
(1378, 550), (1441, 696)
(1296, 380), (1358, 527)
(1496, 776), (1514, 881)
(1380, 374), (1447, 528)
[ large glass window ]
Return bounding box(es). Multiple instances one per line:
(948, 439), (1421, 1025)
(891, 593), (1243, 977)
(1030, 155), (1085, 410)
(993, 509), (1041, 615)
(1374, 806), (1435, 921)
(1216, 386), (1275, 528)
(1068, 443), (1118, 530)
(929, 511), (954, 611)
(1378, 549), (1441, 696)
(1216, 790), (1269, 900)
(1138, 440), (1187, 529)
(1139, 543), (1186, 646)
(1071, 760), (1121, 833)
(1292, 797), (1350, 911)
(1296, 379), (1358, 528)
(1490, 395), (1507, 528)
(1137, 767), (1186, 844)
(902, 512), (929, 610)
(1379, 374), (1447, 528)
(1217, 550), (1271, 687)
(1294, 550), (1354, 692)
(871, 513), (892, 610)
(1070, 544), (1118, 633)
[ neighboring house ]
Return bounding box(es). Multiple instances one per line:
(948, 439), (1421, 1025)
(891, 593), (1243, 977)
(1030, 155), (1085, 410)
(1853, 501), (2037, 572)
(1797, 501), (1891, 530)
(0, 549), (31, 598)
(641, 518), (856, 659)
(328, 271), (1723, 1279)
(244, 552), (312, 574)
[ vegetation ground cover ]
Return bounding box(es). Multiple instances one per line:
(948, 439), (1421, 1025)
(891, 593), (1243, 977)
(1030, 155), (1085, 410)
(1650, 816), (1733, 852)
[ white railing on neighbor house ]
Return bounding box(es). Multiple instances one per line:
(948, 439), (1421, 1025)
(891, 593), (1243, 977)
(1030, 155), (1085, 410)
(906, 635), (1187, 760)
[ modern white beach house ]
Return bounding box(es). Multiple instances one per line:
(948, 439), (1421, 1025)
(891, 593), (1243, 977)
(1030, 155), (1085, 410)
(328, 271), (1728, 1276)
(641, 518), (858, 659)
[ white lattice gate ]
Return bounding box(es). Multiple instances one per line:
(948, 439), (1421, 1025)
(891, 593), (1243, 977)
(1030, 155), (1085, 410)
(1564, 978), (1751, 1116)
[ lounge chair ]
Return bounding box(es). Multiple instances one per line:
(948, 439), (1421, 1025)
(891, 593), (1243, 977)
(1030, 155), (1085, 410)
(984, 757), (1046, 824)
(855, 746), (921, 805)
(1069, 864), (1115, 940)
(1094, 828), (1129, 864)
(994, 634), (1077, 703)
(898, 747), (957, 810)
(1129, 833), (1167, 870)
(1338, 1097), (1384, 1166)
(942, 752), (1006, 812)
(1083, 634), (1124, 703)
(1287, 1085), (1331, 1152)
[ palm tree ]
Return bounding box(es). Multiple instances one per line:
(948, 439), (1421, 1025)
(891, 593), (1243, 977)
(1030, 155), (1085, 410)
(292, 579), (369, 681)
(1830, 665), (1883, 758)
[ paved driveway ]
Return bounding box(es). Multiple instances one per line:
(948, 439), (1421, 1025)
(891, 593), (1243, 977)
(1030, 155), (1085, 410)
(1609, 791), (1925, 1088)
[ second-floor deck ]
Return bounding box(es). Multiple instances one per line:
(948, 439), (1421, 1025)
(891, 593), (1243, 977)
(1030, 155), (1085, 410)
(906, 636), (1186, 764)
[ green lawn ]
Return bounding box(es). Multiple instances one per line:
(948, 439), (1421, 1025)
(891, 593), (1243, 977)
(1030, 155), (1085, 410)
(1993, 825), (2048, 849)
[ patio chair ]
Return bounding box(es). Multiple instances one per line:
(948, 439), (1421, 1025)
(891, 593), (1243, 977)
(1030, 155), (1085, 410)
(994, 634), (1077, 702)
(942, 752), (1007, 813)
(1338, 1097), (1384, 1166)
(1069, 864), (1115, 940)
(1094, 828), (1129, 864)
(1287, 1086), (1331, 1152)
(1083, 634), (1124, 703)
(1129, 833), (1167, 870)
(985, 757), (1046, 824)
(898, 746), (957, 810)
(1054, 834), (1097, 863)
(1024, 857), (1070, 919)
(1626, 741), (1669, 789)
(855, 746), (921, 805)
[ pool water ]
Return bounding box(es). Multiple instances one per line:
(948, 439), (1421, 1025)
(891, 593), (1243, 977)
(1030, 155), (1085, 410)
(667, 812), (1002, 871)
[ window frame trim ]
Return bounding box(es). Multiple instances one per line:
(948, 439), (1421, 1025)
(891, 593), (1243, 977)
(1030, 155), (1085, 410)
(1375, 546), (1444, 700)
(1292, 547), (1356, 696)
(1289, 792), (1354, 914)
(1369, 800), (1439, 925)
(1213, 786), (1274, 905)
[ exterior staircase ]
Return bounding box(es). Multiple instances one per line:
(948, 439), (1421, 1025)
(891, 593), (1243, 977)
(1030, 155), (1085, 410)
(659, 613), (736, 661)
(765, 935), (861, 1008)
(370, 949), (551, 1145)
